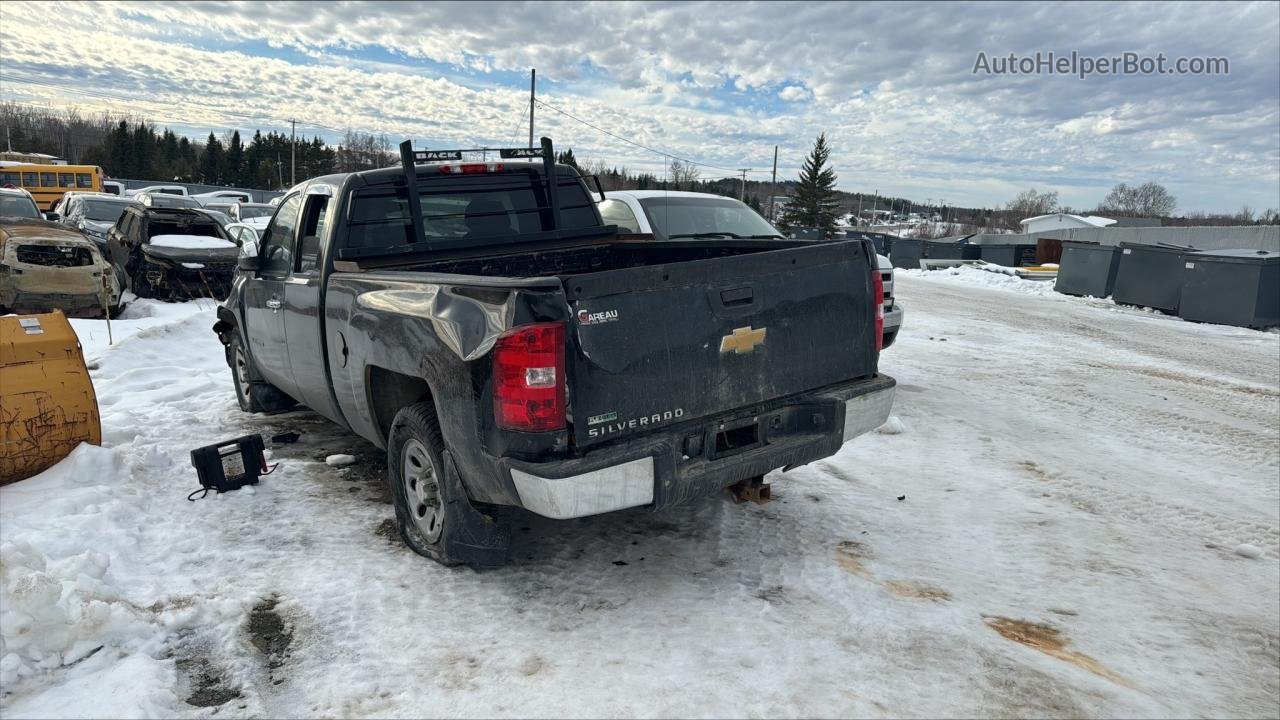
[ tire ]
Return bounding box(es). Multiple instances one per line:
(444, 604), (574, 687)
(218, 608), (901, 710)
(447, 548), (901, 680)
(227, 333), (295, 414)
(387, 401), (510, 566)
(130, 264), (154, 300)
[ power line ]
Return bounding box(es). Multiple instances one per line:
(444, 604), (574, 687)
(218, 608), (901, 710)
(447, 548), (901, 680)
(533, 97), (762, 175)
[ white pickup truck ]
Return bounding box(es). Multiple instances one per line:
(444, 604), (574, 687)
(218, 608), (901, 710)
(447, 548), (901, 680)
(597, 190), (903, 348)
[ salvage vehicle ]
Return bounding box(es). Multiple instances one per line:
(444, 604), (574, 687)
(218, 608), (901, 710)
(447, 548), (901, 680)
(105, 205), (239, 300)
(213, 139), (894, 566)
(125, 184), (188, 198)
(599, 190), (903, 349)
(192, 190), (253, 205)
(0, 214), (122, 317)
(53, 192), (140, 250)
(0, 186), (44, 220)
(227, 202), (277, 232)
(135, 193), (204, 210)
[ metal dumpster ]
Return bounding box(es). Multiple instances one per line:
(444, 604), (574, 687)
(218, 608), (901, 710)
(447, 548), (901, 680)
(0, 311), (101, 485)
(791, 227), (825, 240)
(979, 243), (1039, 267)
(1055, 241), (1123, 297)
(924, 239), (981, 261)
(1178, 249), (1280, 328)
(890, 237), (924, 269)
(1112, 242), (1199, 313)
(845, 231), (895, 256)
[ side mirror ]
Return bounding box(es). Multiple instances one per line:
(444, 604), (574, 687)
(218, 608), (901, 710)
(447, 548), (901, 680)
(44, 211), (60, 221)
(237, 238), (260, 272)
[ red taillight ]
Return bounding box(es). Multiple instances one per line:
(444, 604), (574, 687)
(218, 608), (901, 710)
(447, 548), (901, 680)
(872, 268), (885, 353)
(438, 163), (505, 175)
(493, 322), (566, 432)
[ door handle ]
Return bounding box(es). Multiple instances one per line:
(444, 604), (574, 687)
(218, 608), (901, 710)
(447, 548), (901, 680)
(266, 298), (282, 310)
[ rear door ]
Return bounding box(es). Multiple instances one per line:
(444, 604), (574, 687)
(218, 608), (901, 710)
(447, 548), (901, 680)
(243, 193), (300, 392)
(566, 240), (878, 448)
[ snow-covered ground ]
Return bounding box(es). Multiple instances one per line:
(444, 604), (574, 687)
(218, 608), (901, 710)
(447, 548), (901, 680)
(2, 275), (1277, 718)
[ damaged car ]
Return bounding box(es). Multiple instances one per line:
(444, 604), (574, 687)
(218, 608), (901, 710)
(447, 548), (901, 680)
(53, 192), (140, 251)
(0, 216), (122, 318)
(105, 205), (239, 300)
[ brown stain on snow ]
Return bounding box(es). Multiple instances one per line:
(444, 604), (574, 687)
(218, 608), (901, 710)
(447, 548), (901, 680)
(885, 581), (951, 601)
(834, 541), (872, 577)
(834, 542), (952, 603)
(985, 616), (1128, 686)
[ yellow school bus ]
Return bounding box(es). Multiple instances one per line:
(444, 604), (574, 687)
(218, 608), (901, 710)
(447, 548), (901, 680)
(0, 164), (103, 210)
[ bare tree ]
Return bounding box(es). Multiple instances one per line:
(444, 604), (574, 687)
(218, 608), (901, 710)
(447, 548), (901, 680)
(668, 158), (700, 191)
(1100, 181), (1177, 217)
(1001, 188), (1060, 229)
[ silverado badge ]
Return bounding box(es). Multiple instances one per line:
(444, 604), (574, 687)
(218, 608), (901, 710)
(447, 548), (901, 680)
(720, 326), (767, 354)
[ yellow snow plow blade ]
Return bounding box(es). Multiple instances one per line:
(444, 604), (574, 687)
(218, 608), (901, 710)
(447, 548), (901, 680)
(0, 311), (101, 485)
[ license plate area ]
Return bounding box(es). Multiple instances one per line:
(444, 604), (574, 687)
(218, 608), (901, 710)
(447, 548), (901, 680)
(712, 419), (761, 458)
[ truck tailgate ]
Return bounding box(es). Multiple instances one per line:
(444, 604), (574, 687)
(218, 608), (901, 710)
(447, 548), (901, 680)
(564, 240), (879, 448)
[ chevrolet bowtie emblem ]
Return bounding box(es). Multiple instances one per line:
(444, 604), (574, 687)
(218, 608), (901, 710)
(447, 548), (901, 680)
(720, 326), (767, 354)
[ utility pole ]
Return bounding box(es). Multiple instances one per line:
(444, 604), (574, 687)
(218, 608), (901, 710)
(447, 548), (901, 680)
(856, 193), (863, 226)
(5, 125), (10, 152)
(290, 119), (296, 187)
(768, 145), (778, 220)
(737, 168), (750, 201)
(529, 68), (536, 149)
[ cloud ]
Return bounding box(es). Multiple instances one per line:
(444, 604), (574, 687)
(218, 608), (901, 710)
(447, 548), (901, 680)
(778, 85), (812, 102)
(0, 0), (1276, 212)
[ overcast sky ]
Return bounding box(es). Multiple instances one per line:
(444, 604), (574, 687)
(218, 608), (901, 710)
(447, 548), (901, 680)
(1, 1), (1277, 213)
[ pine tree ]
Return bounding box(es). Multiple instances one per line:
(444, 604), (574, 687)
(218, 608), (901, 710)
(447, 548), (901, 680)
(780, 133), (840, 234)
(556, 148), (580, 172)
(226, 130), (245, 187)
(108, 121), (133, 178)
(199, 132), (225, 184)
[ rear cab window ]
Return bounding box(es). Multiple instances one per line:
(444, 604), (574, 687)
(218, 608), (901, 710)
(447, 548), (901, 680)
(343, 167), (601, 253)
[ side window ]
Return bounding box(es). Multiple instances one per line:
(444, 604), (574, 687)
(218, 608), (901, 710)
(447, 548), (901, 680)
(599, 199), (641, 233)
(260, 194), (300, 275)
(295, 194), (330, 275)
(76, 173), (93, 188)
(40, 172), (56, 187)
(59, 173), (74, 188)
(21, 172), (37, 187)
(116, 212), (133, 239)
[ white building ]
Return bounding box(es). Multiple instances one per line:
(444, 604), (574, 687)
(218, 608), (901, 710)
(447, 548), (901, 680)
(1020, 213), (1117, 234)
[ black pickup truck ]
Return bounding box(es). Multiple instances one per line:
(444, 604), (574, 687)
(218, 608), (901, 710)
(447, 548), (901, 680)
(213, 138), (895, 566)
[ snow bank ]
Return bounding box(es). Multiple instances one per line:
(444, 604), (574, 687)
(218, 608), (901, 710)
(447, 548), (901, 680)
(0, 447), (158, 687)
(898, 265), (1059, 297)
(68, 299), (213, 363)
(148, 235), (234, 250)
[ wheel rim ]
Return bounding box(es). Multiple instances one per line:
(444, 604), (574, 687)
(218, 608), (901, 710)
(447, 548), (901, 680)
(234, 347), (252, 400)
(401, 438), (443, 543)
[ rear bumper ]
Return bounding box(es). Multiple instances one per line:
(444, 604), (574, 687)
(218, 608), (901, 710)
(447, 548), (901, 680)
(502, 375), (895, 519)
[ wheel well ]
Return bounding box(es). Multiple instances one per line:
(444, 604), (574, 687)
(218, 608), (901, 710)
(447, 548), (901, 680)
(213, 306), (238, 345)
(368, 367), (434, 442)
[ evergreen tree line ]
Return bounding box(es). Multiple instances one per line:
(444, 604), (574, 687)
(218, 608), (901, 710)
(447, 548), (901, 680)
(1, 102), (395, 190)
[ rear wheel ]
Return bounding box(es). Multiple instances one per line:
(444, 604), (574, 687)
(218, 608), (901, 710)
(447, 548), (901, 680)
(387, 401), (511, 566)
(130, 264), (155, 299)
